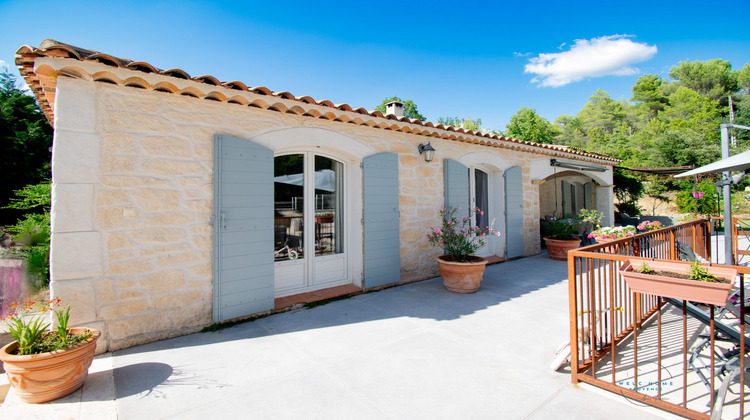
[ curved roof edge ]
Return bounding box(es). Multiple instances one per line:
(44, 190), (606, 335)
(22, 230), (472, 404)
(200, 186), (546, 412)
(15, 39), (620, 165)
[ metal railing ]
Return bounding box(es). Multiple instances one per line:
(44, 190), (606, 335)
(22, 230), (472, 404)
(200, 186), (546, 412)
(568, 219), (749, 419)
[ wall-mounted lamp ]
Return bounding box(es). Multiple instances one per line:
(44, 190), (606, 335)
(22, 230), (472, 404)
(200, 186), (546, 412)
(418, 142), (436, 163)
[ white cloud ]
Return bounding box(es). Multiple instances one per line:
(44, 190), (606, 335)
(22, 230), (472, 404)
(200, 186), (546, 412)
(524, 35), (657, 87)
(0, 60), (7, 71)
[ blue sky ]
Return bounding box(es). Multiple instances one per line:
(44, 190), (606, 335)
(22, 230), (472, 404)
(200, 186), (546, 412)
(2, 0), (749, 131)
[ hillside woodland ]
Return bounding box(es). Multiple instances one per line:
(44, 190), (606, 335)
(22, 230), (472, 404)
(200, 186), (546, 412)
(504, 59), (750, 216)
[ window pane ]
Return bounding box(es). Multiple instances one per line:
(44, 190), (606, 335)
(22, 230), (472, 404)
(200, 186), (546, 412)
(475, 169), (489, 229)
(314, 155), (343, 256)
(274, 154), (304, 261)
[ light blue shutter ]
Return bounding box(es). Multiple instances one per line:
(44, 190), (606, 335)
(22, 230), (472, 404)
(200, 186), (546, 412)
(504, 166), (524, 259)
(213, 134), (274, 322)
(444, 159), (469, 218)
(584, 182), (593, 209)
(561, 180), (572, 217)
(363, 153), (400, 288)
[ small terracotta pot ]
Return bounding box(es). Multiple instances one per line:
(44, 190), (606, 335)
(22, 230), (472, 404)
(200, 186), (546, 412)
(543, 237), (582, 261)
(437, 255), (488, 293)
(0, 327), (101, 403)
(619, 260), (737, 306)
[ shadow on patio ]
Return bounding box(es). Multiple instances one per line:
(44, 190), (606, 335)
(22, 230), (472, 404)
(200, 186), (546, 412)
(1, 253), (670, 419)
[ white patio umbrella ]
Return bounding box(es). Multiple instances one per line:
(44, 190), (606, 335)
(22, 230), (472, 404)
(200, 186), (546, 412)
(273, 169), (336, 192)
(674, 141), (750, 265)
(673, 149), (750, 178)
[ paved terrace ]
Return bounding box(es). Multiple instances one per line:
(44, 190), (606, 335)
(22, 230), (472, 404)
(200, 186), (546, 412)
(1, 252), (681, 419)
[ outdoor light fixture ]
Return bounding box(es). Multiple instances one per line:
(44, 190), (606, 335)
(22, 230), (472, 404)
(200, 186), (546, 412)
(418, 142), (436, 163)
(550, 159), (606, 172)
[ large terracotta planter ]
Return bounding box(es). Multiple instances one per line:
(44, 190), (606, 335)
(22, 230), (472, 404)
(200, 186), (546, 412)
(619, 259), (737, 306)
(0, 327), (101, 403)
(543, 237), (582, 261)
(437, 255), (488, 293)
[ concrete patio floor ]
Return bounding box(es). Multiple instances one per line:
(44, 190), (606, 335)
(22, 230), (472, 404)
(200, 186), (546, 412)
(1, 252), (681, 419)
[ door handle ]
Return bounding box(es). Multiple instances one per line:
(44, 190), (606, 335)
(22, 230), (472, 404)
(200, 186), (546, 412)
(221, 211), (227, 231)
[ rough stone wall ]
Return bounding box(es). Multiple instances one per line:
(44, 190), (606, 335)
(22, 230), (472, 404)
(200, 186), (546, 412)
(51, 78), (554, 351)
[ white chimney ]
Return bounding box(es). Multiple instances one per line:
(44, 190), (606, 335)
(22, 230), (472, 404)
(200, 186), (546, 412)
(385, 101), (404, 117)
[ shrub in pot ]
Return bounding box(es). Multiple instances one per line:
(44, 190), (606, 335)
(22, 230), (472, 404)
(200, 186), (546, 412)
(426, 205), (500, 293)
(0, 298), (100, 403)
(543, 217), (581, 261)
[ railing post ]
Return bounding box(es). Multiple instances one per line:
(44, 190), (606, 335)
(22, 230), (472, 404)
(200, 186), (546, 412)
(669, 229), (676, 260)
(733, 216), (739, 263)
(568, 253), (579, 383)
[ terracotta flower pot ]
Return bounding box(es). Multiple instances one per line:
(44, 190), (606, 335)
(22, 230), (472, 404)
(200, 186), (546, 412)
(0, 327), (101, 403)
(543, 237), (582, 261)
(619, 259), (737, 306)
(437, 255), (488, 293)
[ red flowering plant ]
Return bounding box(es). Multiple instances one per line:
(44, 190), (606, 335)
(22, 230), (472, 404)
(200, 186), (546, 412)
(426, 205), (501, 263)
(2, 297), (91, 355)
(637, 220), (663, 232)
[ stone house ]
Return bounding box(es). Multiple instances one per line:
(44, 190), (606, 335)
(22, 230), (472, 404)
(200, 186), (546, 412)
(16, 39), (617, 352)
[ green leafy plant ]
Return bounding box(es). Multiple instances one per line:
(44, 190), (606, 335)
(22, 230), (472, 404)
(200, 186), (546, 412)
(577, 209), (604, 231)
(688, 260), (718, 282)
(636, 262), (655, 274)
(544, 218), (580, 240)
(426, 205), (500, 262)
(2, 297), (92, 355)
(3, 181), (51, 290)
(675, 181), (718, 214)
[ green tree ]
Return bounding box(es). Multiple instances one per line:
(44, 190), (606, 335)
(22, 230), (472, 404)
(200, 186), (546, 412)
(577, 89), (627, 135)
(0, 71), (53, 226)
(631, 74), (669, 117)
(553, 115), (586, 147)
(374, 96), (425, 120)
(675, 180), (719, 215)
(736, 63), (750, 95)
(3, 180), (51, 290)
(613, 168), (644, 216)
(504, 107), (557, 143)
(668, 59), (739, 101)
(436, 116), (483, 131)
(643, 180), (669, 216)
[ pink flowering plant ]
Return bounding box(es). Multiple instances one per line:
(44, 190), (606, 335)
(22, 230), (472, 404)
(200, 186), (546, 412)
(637, 220), (663, 231)
(588, 225), (637, 242)
(426, 205), (500, 263)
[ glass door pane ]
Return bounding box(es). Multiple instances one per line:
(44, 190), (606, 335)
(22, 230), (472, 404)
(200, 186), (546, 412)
(314, 155), (344, 256)
(274, 154), (305, 261)
(474, 169), (489, 229)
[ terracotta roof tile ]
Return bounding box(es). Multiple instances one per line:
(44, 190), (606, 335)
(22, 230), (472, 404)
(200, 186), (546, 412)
(193, 75), (221, 86)
(274, 91), (295, 100)
(15, 39), (619, 164)
(250, 86), (272, 95)
(126, 61), (159, 73)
